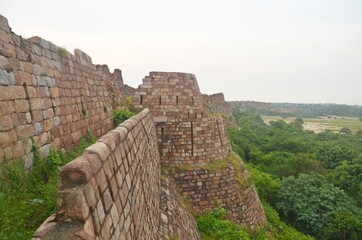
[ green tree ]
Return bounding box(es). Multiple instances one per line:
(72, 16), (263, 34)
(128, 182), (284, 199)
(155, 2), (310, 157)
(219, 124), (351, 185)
(293, 117), (304, 130)
(276, 173), (362, 238)
(340, 127), (352, 135)
(325, 209), (362, 240)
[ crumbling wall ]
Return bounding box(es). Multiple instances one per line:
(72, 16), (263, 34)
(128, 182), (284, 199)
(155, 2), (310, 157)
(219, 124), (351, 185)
(0, 15), (124, 168)
(203, 93), (232, 117)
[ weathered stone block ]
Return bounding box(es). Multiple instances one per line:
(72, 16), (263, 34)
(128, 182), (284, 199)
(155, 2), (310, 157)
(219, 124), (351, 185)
(0, 101), (15, 116)
(0, 68), (15, 86)
(84, 142), (111, 162)
(14, 99), (29, 112)
(0, 114), (13, 131)
(0, 131), (13, 147)
(11, 140), (25, 158)
(16, 124), (34, 140)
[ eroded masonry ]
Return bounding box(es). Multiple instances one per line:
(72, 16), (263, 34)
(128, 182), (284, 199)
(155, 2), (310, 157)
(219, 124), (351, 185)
(0, 14), (265, 240)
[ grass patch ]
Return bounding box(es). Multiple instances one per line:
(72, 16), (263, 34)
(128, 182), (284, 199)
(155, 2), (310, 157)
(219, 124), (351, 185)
(0, 133), (95, 240)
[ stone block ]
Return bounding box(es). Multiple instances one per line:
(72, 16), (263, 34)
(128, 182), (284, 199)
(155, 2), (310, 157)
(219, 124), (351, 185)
(16, 124), (34, 140)
(14, 99), (29, 112)
(0, 101), (15, 116)
(30, 98), (45, 110)
(36, 86), (50, 97)
(20, 61), (33, 73)
(1, 42), (15, 58)
(84, 142), (111, 162)
(0, 15), (10, 32)
(43, 118), (54, 131)
(32, 110), (43, 122)
(34, 132), (50, 146)
(11, 140), (25, 158)
(53, 116), (60, 126)
(39, 144), (51, 158)
(34, 122), (42, 135)
(0, 85), (26, 100)
(14, 70), (32, 85)
(27, 86), (37, 98)
(22, 152), (34, 170)
(0, 131), (13, 147)
(0, 114), (13, 131)
(83, 183), (97, 210)
(98, 131), (120, 151)
(0, 68), (15, 86)
(42, 108), (54, 119)
(49, 87), (59, 98)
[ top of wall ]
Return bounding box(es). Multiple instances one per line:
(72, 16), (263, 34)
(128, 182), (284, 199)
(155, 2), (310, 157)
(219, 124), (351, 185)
(134, 71), (203, 117)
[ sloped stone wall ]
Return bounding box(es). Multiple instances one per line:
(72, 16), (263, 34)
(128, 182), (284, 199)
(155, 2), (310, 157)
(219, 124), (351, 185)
(0, 15), (124, 168)
(159, 176), (201, 240)
(171, 153), (266, 228)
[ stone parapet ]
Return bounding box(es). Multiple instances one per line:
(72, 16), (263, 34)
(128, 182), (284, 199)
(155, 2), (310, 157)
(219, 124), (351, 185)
(34, 109), (162, 239)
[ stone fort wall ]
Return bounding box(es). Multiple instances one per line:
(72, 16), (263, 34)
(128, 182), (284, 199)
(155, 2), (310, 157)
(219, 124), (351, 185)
(134, 72), (231, 166)
(0, 15), (124, 168)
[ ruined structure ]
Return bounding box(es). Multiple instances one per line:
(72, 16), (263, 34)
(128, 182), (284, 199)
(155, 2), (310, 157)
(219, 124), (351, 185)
(134, 72), (265, 227)
(0, 15), (265, 240)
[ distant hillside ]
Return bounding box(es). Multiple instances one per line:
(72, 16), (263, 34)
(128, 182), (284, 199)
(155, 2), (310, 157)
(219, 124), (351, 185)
(230, 101), (362, 118)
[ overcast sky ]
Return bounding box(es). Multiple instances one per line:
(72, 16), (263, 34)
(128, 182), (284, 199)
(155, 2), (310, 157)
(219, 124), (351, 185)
(1, 0), (361, 105)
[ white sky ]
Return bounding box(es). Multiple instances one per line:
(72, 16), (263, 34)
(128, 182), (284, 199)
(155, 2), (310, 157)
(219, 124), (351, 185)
(1, 0), (361, 105)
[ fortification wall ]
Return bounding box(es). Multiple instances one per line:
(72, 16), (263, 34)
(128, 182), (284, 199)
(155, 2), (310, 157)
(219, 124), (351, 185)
(34, 109), (162, 239)
(203, 93), (232, 117)
(159, 176), (201, 240)
(171, 154), (266, 228)
(156, 112), (231, 166)
(0, 15), (124, 168)
(134, 72), (231, 166)
(134, 71), (203, 117)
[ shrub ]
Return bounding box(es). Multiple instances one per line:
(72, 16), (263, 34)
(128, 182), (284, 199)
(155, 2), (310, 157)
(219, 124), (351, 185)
(113, 109), (135, 126)
(0, 132), (96, 239)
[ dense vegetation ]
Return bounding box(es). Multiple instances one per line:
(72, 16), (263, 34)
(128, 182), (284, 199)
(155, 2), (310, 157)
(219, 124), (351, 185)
(196, 203), (315, 240)
(228, 108), (362, 239)
(0, 132), (96, 240)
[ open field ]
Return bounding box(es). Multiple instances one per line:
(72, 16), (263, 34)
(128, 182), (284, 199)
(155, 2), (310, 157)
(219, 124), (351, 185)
(261, 115), (362, 133)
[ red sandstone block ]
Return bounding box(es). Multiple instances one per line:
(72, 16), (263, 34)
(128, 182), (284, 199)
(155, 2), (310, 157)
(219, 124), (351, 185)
(12, 112), (28, 126)
(95, 168), (108, 193)
(14, 70), (32, 85)
(84, 142), (111, 162)
(98, 131), (120, 151)
(83, 182), (97, 210)
(10, 140), (25, 158)
(102, 189), (113, 213)
(86, 153), (102, 175)
(16, 124), (34, 140)
(0, 131), (13, 148)
(0, 114), (13, 131)
(0, 101), (15, 116)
